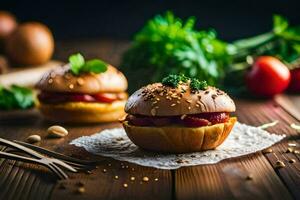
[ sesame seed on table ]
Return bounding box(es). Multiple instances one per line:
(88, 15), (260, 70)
(0, 39), (299, 200)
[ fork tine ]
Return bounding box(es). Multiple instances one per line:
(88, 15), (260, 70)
(49, 163), (68, 179)
(51, 159), (77, 173)
(47, 163), (67, 180)
(14, 140), (96, 165)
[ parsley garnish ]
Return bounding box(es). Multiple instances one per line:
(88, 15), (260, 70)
(162, 74), (189, 87)
(69, 53), (108, 75)
(0, 85), (35, 110)
(190, 78), (208, 90)
(162, 74), (207, 90)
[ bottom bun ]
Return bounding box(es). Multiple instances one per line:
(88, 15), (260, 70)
(39, 100), (126, 123)
(123, 117), (237, 153)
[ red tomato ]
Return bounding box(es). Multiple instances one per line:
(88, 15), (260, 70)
(287, 68), (300, 93)
(93, 93), (118, 103)
(246, 56), (291, 97)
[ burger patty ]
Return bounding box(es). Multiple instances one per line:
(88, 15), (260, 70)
(38, 91), (127, 104)
(126, 112), (230, 127)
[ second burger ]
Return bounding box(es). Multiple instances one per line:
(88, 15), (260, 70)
(36, 53), (128, 123)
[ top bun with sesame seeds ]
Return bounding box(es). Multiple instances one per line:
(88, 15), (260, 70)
(36, 64), (128, 94)
(123, 75), (237, 153)
(125, 77), (235, 117)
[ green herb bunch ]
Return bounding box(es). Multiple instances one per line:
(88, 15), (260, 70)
(162, 74), (208, 90)
(225, 15), (300, 94)
(0, 85), (35, 110)
(69, 53), (108, 75)
(120, 11), (233, 93)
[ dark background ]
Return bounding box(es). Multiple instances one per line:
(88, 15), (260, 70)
(1, 0), (300, 41)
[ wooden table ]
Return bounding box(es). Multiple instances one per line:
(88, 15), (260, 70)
(0, 40), (299, 200)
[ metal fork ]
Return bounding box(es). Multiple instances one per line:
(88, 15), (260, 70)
(0, 151), (69, 179)
(0, 138), (77, 179)
(14, 140), (96, 170)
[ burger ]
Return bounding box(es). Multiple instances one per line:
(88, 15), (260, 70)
(36, 53), (128, 123)
(122, 74), (236, 153)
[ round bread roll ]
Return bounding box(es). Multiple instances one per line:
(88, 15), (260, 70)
(123, 81), (236, 153)
(39, 100), (126, 123)
(5, 22), (54, 66)
(36, 64), (128, 94)
(123, 117), (236, 153)
(125, 83), (235, 116)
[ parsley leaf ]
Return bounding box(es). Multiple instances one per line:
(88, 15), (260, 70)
(69, 53), (108, 75)
(273, 15), (289, 35)
(69, 53), (85, 75)
(81, 59), (108, 73)
(0, 85), (35, 110)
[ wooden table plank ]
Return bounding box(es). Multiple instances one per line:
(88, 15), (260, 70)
(51, 159), (172, 200)
(237, 100), (300, 198)
(0, 111), (172, 200)
(274, 94), (300, 121)
(175, 154), (292, 200)
(175, 99), (294, 200)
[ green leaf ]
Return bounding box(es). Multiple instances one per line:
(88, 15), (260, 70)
(81, 59), (108, 74)
(68, 53), (108, 75)
(0, 85), (34, 110)
(0, 87), (15, 109)
(280, 26), (300, 41)
(273, 14), (289, 34)
(69, 53), (85, 75)
(10, 85), (34, 109)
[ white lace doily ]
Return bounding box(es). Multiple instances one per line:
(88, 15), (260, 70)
(70, 122), (285, 169)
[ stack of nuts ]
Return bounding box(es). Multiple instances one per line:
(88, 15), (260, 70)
(0, 11), (54, 69)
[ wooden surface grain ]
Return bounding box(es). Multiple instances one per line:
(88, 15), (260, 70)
(0, 39), (300, 200)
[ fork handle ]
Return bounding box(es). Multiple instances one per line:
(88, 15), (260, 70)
(0, 151), (43, 164)
(0, 138), (42, 159)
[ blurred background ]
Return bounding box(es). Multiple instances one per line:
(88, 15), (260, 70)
(1, 0), (300, 104)
(2, 0), (300, 41)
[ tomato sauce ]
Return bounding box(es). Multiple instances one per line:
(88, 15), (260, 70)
(126, 112), (229, 127)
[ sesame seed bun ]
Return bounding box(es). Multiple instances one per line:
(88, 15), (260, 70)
(39, 100), (126, 123)
(125, 83), (235, 116)
(123, 117), (236, 153)
(36, 64), (128, 94)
